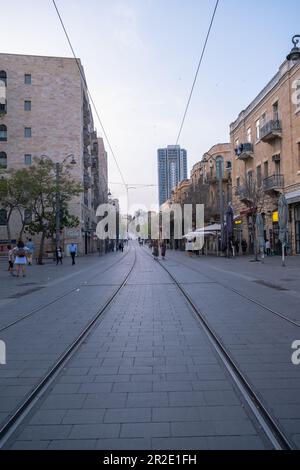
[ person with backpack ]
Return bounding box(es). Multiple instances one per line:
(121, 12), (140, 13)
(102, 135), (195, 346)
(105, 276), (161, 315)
(13, 240), (29, 277)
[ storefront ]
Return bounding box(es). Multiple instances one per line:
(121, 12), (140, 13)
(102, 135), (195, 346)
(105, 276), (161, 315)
(286, 190), (300, 255)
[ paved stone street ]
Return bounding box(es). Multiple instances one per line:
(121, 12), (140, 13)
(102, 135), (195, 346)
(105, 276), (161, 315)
(1, 244), (300, 449)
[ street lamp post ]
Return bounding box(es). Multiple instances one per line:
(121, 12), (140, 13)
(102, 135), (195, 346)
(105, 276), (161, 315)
(203, 152), (225, 255)
(40, 154), (76, 250)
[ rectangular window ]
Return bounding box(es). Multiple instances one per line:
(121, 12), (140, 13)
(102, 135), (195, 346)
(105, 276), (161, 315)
(24, 100), (31, 111)
(261, 113), (266, 126)
(24, 154), (32, 165)
(236, 177), (240, 188)
(256, 165), (262, 188)
(24, 74), (31, 85)
(264, 161), (269, 178)
(24, 209), (32, 224)
(247, 127), (252, 143)
(24, 127), (32, 138)
(273, 102), (279, 121)
(256, 120), (260, 141)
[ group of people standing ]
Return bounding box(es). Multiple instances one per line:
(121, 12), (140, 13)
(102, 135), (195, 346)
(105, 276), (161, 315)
(7, 239), (34, 277)
(151, 240), (166, 261)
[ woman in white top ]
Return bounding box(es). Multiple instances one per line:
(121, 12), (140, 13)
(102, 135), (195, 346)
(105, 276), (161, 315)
(14, 240), (29, 277)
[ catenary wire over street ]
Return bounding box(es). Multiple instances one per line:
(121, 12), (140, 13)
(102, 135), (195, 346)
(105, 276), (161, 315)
(52, 0), (127, 190)
(175, 0), (220, 145)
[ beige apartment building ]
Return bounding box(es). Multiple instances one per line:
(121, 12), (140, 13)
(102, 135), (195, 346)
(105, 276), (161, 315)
(230, 57), (300, 254)
(0, 53), (108, 257)
(190, 143), (232, 225)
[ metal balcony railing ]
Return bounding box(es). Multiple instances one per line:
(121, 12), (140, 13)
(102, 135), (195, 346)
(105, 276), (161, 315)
(260, 120), (282, 142)
(235, 143), (254, 160)
(263, 174), (284, 191)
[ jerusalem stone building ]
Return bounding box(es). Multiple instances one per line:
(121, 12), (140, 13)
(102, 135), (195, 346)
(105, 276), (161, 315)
(230, 57), (300, 254)
(0, 52), (108, 256)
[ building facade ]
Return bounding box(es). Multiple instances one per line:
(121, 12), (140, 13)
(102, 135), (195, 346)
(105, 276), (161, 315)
(157, 145), (188, 206)
(190, 143), (232, 225)
(0, 53), (108, 256)
(230, 58), (300, 254)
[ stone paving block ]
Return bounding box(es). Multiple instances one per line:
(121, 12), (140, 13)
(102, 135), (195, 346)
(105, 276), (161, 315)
(152, 406), (248, 422)
(10, 440), (50, 450)
(130, 374), (166, 382)
(41, 394), (86, 410)
(69, 423), (120, 439)
(94, 374), (130, 383)
(29, 410), (66, 425)
(104, 408), (151, 423)
(169, 391), (206, 407)
(48, 440), (97, 450)
(127, 392), (169, 408)
(121, 422), (170, 438)
(203, 390), (241, 406)
(152, 437), (209, 450)
(112, 382), (152, 393)
(17, 425), (72, 441)
(50, 383), (81, 394)
(83, 393), (127, 409)
(206, 435), (267, 450)
(62, 409), (105, 424)
(78, 383), (113, 394)
(96, 438), (151, 450)
(153, 381), (193, 392)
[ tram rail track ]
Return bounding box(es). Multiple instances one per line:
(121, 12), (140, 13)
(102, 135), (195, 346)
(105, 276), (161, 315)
(0, 247), (136, 448)
(163, 253), (300, 328)
(142, 247), (294, 450)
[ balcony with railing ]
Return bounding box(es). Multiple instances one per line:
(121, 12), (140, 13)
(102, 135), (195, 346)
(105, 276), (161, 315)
(235, 186), (252, 203)
(235, 143), (254, 161)
(83, 153), (91, 168)
(83, 171), (92, 189)
(263, 174), (284, 192)
(260, 120), (282, 142)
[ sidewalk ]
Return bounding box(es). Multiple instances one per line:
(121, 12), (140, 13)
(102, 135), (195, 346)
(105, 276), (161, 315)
(0, 253), (107, 301)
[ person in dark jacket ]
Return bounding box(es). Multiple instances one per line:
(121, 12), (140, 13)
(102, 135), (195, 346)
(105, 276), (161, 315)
(161, 241), (166, 260)
(241, 239), (247, 255)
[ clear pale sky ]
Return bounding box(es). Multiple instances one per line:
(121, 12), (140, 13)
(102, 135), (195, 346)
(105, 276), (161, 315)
(2, 0), (300, 212)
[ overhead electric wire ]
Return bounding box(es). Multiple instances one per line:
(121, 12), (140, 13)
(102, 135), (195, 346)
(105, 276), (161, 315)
(175, 0), (220, 145)
(52, 0), (127, 189)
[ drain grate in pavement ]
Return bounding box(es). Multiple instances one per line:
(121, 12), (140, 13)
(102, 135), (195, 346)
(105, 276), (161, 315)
(254, 280), (289, 291)
(9, 287), (45, 298)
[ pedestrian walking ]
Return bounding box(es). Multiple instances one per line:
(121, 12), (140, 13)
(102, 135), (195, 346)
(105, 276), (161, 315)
(7, 245), (15, 276)
(161, 241), (166, 260)
(69, 243), (77, 265)
(25, 238), (35, 266)
(241, 239), (247, 255)
(265, 239), (271, 256)
(152, 240), (159, 260)
(56, 246), (63, 265)
(119, 240), (124, 252)
(234, 239), (240, 255)
(13, 240), (29, 277)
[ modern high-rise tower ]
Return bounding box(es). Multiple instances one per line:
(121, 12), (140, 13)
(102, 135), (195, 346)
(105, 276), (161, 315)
(157, 145), (188, 206)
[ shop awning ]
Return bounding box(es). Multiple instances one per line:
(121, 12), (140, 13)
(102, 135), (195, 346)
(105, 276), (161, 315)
(285, 189), (300, 205)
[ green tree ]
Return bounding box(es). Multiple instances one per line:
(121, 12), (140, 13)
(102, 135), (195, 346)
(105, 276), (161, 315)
(0, 168), (32, 242)
(24, 158), (82, 264)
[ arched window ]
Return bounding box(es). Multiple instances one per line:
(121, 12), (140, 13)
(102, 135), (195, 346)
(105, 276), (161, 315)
(0, 209), (7, 226)
(0, 152), (7, 169)
(0, 125), (7, 141)
(0, 71), (7, 86)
